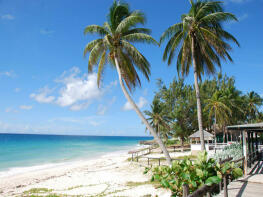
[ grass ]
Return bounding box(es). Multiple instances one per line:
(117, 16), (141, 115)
(23, 188), (53, 194)
(67, 185), (84, 190)
(26, 195), (60, 197)
(126, 181), (152, 187)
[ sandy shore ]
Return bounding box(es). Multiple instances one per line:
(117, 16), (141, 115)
(0, 149), (171, 197)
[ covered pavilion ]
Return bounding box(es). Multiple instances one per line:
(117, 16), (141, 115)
(227, 122), (263, 174)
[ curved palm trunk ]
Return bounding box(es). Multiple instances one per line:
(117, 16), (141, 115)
(114, 55), (172, 165)
(191, 36), (205, 151)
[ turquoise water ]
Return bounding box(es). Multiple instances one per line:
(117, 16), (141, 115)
(0, 134), (152, 176)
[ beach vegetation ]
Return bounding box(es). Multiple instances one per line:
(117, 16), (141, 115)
(83, 1), (172, 165)
(23, 188), (53, 194)
(213, 142), (242, 164)
(126, 181), (152, 187)
(146, 151), (243, 197)
(160, 0), (240, 150)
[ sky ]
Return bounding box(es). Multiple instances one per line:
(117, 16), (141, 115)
(0, 0), (262, 136)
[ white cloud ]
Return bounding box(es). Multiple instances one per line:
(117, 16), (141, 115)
(30, 86), (55, 103)
(1, 14), (15, 20)
(5, 107), (18, 113)
(0, 71), (15, 78)
(14, 88), (21, 93)
(19, 105), (33, 110)
(228, 0), (247, 3)
(97, 104), (107, 115)
(70, 102), (91, 111)
(238, 13), (248, 21)
(49, 116), (104, 127)
(97, 96), (117, 115)
(40, 29), (55, 35)
(30, 67), (117, 111)
(123, 97), (148, 111)
(227, 13), (248, 26)
(56, 67), (102, 108)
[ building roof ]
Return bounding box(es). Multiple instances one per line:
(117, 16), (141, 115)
(189, 130), (214, 139)
(227, 122), (263, 131)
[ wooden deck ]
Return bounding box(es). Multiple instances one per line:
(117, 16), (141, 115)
(217, 160), (263, 197)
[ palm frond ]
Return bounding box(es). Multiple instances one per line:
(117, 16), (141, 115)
(115, 11), (145, 33)
(123, 33), (159, 45)
(160, 23), (183, 44)
(200, 12), (238, 24)
(84, 25), (108, 36)
(97, 51), (107, 87)
(83, 39), (103, 57)
(88, 42), (104, 72)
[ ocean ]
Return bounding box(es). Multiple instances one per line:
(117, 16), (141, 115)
(0, 133), (152, 177)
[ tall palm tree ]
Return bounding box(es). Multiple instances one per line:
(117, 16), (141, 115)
(160, 0), (239, 150)
(83, 1), (172, 164)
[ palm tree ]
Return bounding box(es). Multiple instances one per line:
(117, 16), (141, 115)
(160, 0), (239, 150)
(83, 1), (172, 164)
(204, 91), (232, 142)
(144, 97), (172, 142)
(245, 91), (263, 123)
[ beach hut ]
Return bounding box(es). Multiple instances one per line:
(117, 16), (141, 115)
(189, 130), (214, 154)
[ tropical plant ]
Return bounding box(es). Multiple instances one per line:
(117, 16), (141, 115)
(156, 79), (197, 145)
(144, 97), (172, 142)
(83, 1), (172, 164)
(146, 151), (243, 197)
(245, 91), (263, 123)
(204, 91), (232, 140)
(160, 0), (239, 150)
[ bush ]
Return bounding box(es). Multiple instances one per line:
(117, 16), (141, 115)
(145, 151), (243, 197)
(213, 143), (242, 163)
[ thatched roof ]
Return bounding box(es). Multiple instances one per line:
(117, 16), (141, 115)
(189, 130), (214, 140)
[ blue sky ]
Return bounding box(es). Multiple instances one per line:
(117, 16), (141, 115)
(0, 0), (262, 136)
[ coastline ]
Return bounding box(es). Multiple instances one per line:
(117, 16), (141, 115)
(0, 144), (171, 197)
(0, 144), (138, 178)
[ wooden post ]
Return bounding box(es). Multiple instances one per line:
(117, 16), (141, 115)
(148, 158), (149, 165)
(243, 130), (247, 175)
(256, 132), (259, 160)
(183, 184), (189, 197)
(251, 132), (255, 164)
(224, 175), (228, 197)
(219, 158), (222, 192)
(158, 158), (160, 166)
(247, 131), (251, 168)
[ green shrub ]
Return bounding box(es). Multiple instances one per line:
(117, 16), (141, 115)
(213, 143), (242, 166)
(146, 151), (242, 197)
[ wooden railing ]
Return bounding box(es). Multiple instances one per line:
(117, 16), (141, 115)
(128, 145), (158, 161)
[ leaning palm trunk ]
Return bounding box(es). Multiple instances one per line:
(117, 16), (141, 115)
(114, 55), (172, 165)
(191, 37), (205, 151)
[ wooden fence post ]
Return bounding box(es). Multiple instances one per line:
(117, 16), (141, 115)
(219, 158), (222, 192)
(224, 175), (228, 197)
(183, 184), (189, 197)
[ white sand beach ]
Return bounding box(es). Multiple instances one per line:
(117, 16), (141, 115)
(0, 148), (172, 197)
